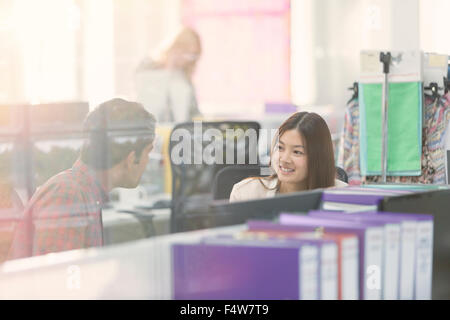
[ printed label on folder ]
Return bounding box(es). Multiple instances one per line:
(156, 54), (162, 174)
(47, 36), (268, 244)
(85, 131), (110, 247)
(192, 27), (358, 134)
(383, 224), (401, 300)
(415, 221), (434, 300)
(364, 228), (383, 300)
(400, 221), (417, 300)
(320, 243), (338, 300)
(342, 237), (359, 300)
(300, 245), (319, 300)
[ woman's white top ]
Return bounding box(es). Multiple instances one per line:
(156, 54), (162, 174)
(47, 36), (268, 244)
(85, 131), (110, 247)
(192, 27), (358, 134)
(229, 177), (348, 202)
(135, 59), (200, 123)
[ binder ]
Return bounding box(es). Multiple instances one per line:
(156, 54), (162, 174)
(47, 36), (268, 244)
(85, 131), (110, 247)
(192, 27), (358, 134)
(245, 221), (359, 300)
(376, 212), (434, 300)
(325, 186), (411, 195)
(320, 189), (404, 212)
(321, 192), (382, 212)
(360, 212), (423, 300)
(379, 188), (449, 299)
(322, 193), (387, 205)
(278, 213), (385, 300)
(172, 240), (322, 300)
(202, 235), (338, 300)
(308, 210), (402, 300)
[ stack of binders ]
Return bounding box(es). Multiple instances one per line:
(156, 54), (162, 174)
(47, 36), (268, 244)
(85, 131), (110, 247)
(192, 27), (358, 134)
(277, 214), (384, 300)
(307, 211), (434, 300)
(244, 221), (359, 300)
(172, 235), (337, 300)
(320, 186), (411, 212)
(172, 208), (433, 300)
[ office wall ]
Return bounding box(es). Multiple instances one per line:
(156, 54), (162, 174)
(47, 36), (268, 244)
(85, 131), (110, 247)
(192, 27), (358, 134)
(291, 0), (421, 131)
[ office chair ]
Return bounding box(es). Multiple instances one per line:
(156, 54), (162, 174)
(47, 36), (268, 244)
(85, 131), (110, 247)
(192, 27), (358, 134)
(169, 121), (261, 232)
(336, 166), (348, 183)
(212, 165), (270, 200)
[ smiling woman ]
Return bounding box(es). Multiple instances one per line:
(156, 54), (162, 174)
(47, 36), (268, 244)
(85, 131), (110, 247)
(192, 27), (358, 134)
(229, 112), (347, 202)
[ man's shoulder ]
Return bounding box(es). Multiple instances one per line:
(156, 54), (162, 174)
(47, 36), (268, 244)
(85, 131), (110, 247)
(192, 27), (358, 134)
(30, 169), (83, 205)
(44, 168), (81, 190)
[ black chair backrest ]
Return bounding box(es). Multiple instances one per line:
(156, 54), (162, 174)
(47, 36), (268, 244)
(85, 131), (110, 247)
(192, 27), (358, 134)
(212, 165), (270, 200)
(336, 166), (348, 183)
(169, 121), (261, 232)
(169, 121), (261, 199)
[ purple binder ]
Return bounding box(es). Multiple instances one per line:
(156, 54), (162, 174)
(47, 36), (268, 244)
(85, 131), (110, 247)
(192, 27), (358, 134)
(278, 213), (386, 300)
(308, 210), (403, 221)
(308, 210), (434, 300)
(201, 235), (339, 300)
(321, 193), (387, 205)
(308, 210), (433, 223)
(375, 212), (434, 300)
(308, 210), (433, 225)
(328, 186), (411, 196)
(172, 240), (322, 300)
(375, 211), (433, 222)
(307, 210), (406, 300)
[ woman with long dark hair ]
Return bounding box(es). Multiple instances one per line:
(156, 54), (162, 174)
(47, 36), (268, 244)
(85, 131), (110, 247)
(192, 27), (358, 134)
(230, 112), (346, 202)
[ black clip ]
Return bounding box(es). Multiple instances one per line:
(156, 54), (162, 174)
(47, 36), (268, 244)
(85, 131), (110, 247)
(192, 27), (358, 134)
(380, 52), (392, 74)
(444, 77), (449, 94)
(424, 82), (443, 100)
(347, 82), (358, 104)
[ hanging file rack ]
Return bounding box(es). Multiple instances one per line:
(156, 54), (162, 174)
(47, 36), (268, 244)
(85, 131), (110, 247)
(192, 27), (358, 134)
(357, 51), (448, 185)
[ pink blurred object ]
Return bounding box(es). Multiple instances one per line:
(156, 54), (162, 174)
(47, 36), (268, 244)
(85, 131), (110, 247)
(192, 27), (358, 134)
(182, 0), (291, 106)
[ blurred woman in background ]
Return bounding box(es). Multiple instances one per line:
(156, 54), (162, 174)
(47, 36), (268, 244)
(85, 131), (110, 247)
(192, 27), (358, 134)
(135, 26), (202, 123)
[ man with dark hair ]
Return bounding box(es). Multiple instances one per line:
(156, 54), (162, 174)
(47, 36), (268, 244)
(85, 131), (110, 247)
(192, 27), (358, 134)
(8, 98), (156, 259)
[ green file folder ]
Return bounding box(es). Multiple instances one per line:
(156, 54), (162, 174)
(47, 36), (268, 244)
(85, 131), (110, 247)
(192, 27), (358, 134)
(359, 82), (422, 176)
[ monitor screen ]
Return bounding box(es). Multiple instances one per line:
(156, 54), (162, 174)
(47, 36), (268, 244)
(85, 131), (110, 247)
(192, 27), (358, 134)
(204, 188), (324, 227)
(170, 189), (323, 233)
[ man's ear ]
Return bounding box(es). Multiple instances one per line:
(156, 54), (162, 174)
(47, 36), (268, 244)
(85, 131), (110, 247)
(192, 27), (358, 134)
(126, 150), (138, 167)
(133, 153), (140, 164)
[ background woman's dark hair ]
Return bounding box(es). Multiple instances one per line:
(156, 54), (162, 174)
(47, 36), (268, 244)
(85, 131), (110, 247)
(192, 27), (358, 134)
(259, 111), (336, 191)
(80, 98), (156, 170)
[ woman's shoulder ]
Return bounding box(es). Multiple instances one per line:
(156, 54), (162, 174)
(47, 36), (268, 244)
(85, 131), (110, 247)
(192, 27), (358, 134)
(334, 179), (348, 187)
(233, 176), (276, 190)
(135, 61), (172, 90)
(230, 177), (277, 202)
(137, 58), (162, 71)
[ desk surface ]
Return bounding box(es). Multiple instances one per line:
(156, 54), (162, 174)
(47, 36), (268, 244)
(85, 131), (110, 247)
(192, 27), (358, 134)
(102, 194), (172, 246)
(0, 224), (247, 299)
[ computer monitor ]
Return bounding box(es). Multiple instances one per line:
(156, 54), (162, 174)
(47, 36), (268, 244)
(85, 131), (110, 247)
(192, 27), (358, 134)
(197, 188), (323, 228)
(169, 189), (323, 233)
